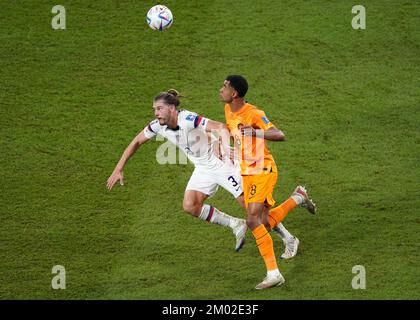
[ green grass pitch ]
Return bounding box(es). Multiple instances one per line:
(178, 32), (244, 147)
(0, 0), (419, 299)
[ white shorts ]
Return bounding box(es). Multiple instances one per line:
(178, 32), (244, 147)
(185, 161), (243, 198)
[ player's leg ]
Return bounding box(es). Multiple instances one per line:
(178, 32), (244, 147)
(243, 173), (284, 289)
(262, 206), (299, 259)
(182, 189), (209, 217)
(247, 202), (284, 289)
(267, 186), (317, 231)
(213, 162), (248, 251)
(235, 194), (246, 209)
(260, 206), (272, 230)
(183, 189), (239, 226)
(218, 174), (245, 211)
(239, 192), (298, 258)
(184, 168), (246, 250)
(183, 190), (246, 251)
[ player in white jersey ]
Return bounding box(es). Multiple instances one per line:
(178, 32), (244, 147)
(107, 89), (299, 257)
(107, 89), (248, 251)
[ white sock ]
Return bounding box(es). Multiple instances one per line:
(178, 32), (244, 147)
(273, 223), (294, 241)
(198, 204), (236, 229)
(267, 269), (281, 278)
(291, 194), (303, 205)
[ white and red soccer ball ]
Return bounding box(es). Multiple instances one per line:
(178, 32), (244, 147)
(146, 5), (173, 31)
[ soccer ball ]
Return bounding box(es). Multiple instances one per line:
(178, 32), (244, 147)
(146, 5), (173, 31)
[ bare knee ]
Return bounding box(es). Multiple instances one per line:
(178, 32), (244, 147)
(246, 215), (260, 230)
(183, 190), (208, 217)
(246, 203), (265, 230)
(182, 199), (202, 217)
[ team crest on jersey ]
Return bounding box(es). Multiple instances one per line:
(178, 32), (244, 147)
(185, 114), (195, 121)
(261, 116), (270, 124)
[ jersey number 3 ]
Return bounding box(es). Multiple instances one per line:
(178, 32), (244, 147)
(228, 176), (239, 187)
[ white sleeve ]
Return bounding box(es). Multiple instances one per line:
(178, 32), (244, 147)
(143, 120), (160, 139)
(183, 112), (209, 132)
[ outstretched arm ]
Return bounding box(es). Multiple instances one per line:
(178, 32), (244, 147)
(107, 130), (149, 190)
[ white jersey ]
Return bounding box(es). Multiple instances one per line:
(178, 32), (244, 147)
(143, 109), (224, 169)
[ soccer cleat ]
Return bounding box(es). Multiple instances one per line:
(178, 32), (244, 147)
(233, 220), (247, 252)
(292, 186), (316, 214)
(255, 273), (285, 290)
(280, 237), (300, 259)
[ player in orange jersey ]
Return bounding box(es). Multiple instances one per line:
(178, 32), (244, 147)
(220, 75), (316, 289)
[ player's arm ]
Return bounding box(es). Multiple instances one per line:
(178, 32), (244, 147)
(241, 111), (285, 141)
(241, 125), (285, 141)
(204, 119), (228, 134)
(204, 119), (233, 160)
(107, 131), (149, 190)
(261, 126), (285, 141)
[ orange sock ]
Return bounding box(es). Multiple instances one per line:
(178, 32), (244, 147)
(252, 224), (278, 271)
(268, 197), (298, 229)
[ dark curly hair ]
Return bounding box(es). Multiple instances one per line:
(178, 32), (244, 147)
(226, 75), (248, 98)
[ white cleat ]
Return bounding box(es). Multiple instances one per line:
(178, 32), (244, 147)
(292, 185), (316, 214)
(281, 237), (300, 259)
(255, 273), (285, 290)
(233, 220), (247, 252)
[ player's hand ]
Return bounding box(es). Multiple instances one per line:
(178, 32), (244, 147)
(240, 126), (256, 137)
(241, 126), (264, 138)
(107, 170), (124, 190)
(213, 136), (234, 164)
(228, 146), (239, 163)
(219, 147), (236, 165)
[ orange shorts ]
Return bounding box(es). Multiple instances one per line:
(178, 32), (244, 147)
(242, 171), (278, 208)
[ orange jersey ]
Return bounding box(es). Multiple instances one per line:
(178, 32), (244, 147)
(225, 103), (277, 175)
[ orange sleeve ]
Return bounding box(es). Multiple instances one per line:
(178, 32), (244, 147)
(251, 109), (274, 131)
